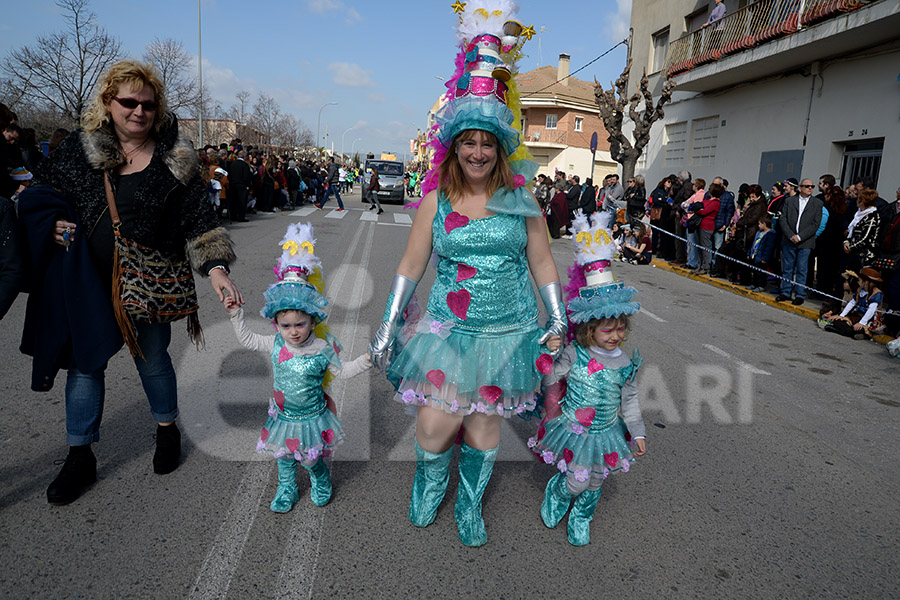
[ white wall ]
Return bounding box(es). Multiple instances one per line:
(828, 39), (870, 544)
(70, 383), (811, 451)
(636, 48), (900, 198)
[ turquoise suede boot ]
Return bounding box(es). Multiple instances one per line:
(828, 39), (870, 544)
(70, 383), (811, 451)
(409, 442), (453, 527)
(270, 458), (300, 513)
(566, 488), (602, 546)
(541, 472), (575, 528)
(304, 459), (332, 507)
(454, 442), (498, 547)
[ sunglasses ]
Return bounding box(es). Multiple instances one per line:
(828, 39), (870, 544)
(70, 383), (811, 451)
(800, 184), (814, 188)
(113, 97), (158, 111)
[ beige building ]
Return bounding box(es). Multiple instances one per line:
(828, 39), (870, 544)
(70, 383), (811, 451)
(628, 0), (899, 196)
(517, 54), (618, 182)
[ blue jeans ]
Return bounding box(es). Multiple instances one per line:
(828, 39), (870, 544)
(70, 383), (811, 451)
(65, 321), (178, 446)
(320, 183), (344, 209)
(780, 244), (811, 299)
(686, 230), (700, 269)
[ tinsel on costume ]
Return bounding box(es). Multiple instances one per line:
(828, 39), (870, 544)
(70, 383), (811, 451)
(409, 0), (537, 210)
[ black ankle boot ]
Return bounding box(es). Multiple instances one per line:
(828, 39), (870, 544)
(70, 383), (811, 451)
(153, 424), (181, 475)
(47, 445), (97, 505)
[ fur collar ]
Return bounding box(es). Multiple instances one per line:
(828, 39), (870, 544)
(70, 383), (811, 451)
(81, 114), (198, 185)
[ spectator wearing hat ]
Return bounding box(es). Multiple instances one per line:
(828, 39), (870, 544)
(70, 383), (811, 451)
(9, 166), (32, 200)
(776, 178), (823, 305)
(822, 267), (884, 339)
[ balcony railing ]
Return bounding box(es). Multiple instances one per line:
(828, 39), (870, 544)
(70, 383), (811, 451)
(526, 129), (568, 145)
(665, 0), (873, 77)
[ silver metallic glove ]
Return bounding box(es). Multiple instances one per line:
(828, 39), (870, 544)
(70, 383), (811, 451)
(537, 281), (567, 357)
(369, 274), (418, 371)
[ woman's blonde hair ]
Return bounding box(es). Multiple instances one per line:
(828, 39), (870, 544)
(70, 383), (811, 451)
(574, 315), (630, 348)
(438, 129), (513, 204)
(82, 59), (170, 134)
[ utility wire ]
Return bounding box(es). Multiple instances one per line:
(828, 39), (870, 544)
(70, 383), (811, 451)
(524, 39), (628, 95)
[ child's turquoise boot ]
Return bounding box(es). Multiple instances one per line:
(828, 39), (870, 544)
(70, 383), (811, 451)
(409, 441), (453, 527)
(540, 472), (575, 528)
(270, 458), (300, 513)
(454, 442), (498, 547)
(566, 488), (602, 546)
(304, 459), (332, 506)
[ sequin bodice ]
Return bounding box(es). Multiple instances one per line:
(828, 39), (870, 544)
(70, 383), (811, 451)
(562, 344), (640, 430)
(271, 334), (329, 421)
(427, 193), (538, 332)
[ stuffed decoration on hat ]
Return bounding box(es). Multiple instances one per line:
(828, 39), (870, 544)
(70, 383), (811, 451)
(413, 1), (540, 217)
(563, 210), (640, 341)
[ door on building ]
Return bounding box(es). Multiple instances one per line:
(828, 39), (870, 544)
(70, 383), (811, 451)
(840, 140), (882, 189)
(758, 149), (804, 192)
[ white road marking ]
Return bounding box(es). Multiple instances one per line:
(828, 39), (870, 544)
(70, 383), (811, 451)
(324, 209), (348, 219)
(360, 211), (378, 222)
(640, 308), (667, 323)
(377, 222), (412, 228)
(704, 344), (771, 375)
(189, 462), (271, 600)
(392, 212), (413, 225)
(290, 207), (317, 217)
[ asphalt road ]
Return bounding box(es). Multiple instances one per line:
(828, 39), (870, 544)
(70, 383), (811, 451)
(1, 190), (898, 599)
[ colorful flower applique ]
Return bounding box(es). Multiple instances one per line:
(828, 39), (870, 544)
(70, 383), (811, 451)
(574, 469), (589, 482)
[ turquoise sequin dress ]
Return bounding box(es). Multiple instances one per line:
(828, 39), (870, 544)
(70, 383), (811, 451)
(387, 193), (545, 417)
(530, 344), (642, 476)
(256, 333), (344, 461)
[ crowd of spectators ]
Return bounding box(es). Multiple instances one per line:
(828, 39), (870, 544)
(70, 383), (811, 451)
(533, 162), (900, 340)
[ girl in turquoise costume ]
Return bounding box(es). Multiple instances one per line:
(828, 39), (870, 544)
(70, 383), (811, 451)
(530, 210), (647, 546)
(225, 223), (371, 512)
(369, 2), (567, 547)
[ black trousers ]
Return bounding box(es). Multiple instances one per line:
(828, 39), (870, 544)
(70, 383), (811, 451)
(230, 186), (248, 222)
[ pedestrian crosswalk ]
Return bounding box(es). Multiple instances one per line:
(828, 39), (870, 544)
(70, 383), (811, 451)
(288, 206), (413, 226)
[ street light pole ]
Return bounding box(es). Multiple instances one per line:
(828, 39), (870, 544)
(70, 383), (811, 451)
(197, 0), (203, 147)
(352, 137), (362, 156)
(341, 126), (355, 158)
(316, 102), (337, 153)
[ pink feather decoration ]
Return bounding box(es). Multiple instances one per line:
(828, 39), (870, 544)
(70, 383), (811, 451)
(563, 262), (585, 342)
(405, 46), (468, 210)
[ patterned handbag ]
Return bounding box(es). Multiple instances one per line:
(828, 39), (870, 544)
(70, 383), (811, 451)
(873, 253), (899, 271)
(104, 173), (201, 357)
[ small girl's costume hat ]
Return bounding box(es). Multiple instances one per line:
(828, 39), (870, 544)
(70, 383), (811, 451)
(261, 222), (328, 322)
(564, 210), (640, 325)
(419, 1), (541, 217)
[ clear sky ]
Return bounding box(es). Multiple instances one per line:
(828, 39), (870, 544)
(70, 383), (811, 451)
(1, 0), (633, 159)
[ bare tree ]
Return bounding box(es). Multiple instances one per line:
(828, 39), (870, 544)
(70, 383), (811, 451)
(230, 90), (251, 124)
(143, 37), (199, 116)
(274, 114), (313, 153)
(594, 57), (676, 181)
(2, 0), (122, 127)
(249, 93), (281, 152)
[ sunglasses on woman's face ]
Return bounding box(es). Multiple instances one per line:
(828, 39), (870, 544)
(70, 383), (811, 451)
(113, 97), (158, 111)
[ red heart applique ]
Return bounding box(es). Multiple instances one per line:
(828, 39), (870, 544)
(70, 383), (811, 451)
(457, 263), (477, 282)
(321, 429), (335, 444)
(563, 448), (574, 463)
(260, 427), (269, 442)
(278, 346), (294, 363)
(574, 407), (596, 427)
(536, 425), (546, 441)
(587, 359), (604, 375)
(624, 431), (632, 442)
(426, 369), (446, 388)
(273, 390), (285, 411)
(333, 341), (341, 355)
(445, 211), (470, 234)
(535, 353), (553, 375)
(604, 452), (619, 468)
(478, 385), (502, 404)
(285, 438), (300, 454)
(446, 288), (471, 321)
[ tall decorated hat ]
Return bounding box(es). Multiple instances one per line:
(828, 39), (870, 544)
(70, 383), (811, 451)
(416, 1), (541, 217)
(261, 222), (328, 322)
(564, 211), (640, 333)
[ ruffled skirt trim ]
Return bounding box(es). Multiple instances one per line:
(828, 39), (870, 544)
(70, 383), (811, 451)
(528, 416), (635, 478)
(387, 326), (545, 418)
(256, 402), (344, 462)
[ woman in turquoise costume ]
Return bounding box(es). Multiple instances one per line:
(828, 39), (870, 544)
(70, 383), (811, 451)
(225, 223), (371, 513)
(369, 3), (566, 547)
(529, 211), (647, 546)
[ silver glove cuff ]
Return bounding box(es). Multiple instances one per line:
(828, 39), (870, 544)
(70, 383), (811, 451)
(538, 281), (566, 322)
(383, 274), (418, 323)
